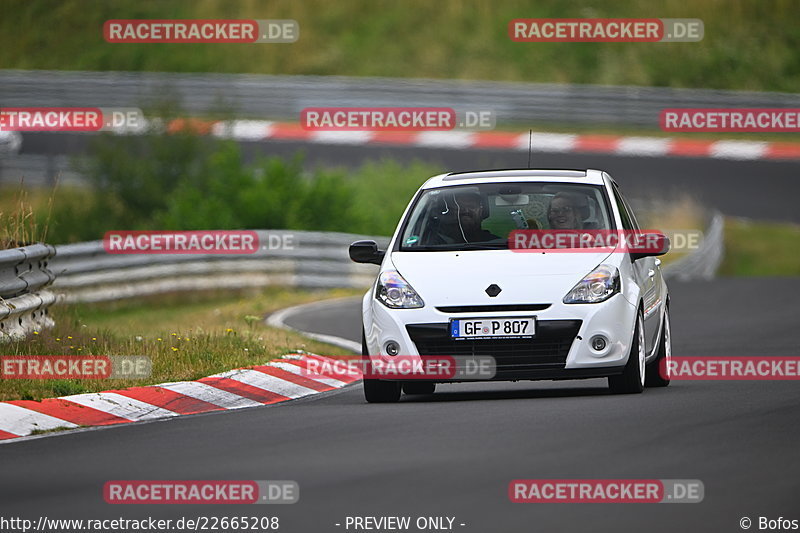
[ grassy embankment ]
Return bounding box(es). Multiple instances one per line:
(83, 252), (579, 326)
(0, 288), (361, 402)
(1, 0), (797, 92)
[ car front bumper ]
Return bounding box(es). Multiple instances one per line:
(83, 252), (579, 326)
(363, 289), (638, 381)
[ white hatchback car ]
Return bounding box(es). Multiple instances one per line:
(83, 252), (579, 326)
(350, 169), (672, 403)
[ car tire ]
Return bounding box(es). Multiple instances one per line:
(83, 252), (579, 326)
(362, 329), (401, 403)
(645, 304), (671, 387)
(402, 382), (436, 395)
(608, 309), (645, 394)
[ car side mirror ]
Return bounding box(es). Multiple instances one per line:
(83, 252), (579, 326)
(630, 232), (670, 260)
(349, 240), (385, 265)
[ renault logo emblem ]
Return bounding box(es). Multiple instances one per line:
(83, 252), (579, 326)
(485, 284), (502, 297)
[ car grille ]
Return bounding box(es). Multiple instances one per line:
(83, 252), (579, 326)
(406, 320), (582, 374)
(435, 304), (551, 313)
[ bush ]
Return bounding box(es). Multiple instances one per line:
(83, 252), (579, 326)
(40, 124), (442, 242)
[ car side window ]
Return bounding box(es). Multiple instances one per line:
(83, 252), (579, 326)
(619, 192), (641, 231)
(611, 184), (635, 231)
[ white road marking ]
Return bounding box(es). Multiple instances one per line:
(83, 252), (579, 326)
(61, 392), (178, 421)
(0, 404), (78, 436)
(157, 381), (263, 409)
(616, 137), (671, 156)
(210, 368), (317, 399)
(416, 131), (475, 148)
(270, 361), (347, 387)
(516, 132), (577, 152)
(710, 141), (768, 160)
(211, 120), (273, 140)
(311, 131), (375, 144)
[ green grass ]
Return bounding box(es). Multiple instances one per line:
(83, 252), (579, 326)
(1, 0), (798, 92)
(0, 187), (53, 248)
(0, 287), (362, 401)
(28, 426), (81, 436)
(719, 218), (800, 276)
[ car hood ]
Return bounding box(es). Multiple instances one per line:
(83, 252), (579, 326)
(389, 250), (612, 305)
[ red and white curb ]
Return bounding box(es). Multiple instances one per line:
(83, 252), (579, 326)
(161, 119), (800, 161)
(0, 354), (361, 442)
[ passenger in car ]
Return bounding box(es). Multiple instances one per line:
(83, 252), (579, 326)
(450, 191), (500, 242)
(547, 193), (584, 230)
(429, 191), (500, 244)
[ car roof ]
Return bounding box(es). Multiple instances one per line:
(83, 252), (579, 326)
(421, 169), (607, 189)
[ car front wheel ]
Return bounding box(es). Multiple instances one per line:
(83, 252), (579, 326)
(364, 379), (402, 403)
(362, 329), (401, 403)
(608, 310), (645, 394)
(645, 305), (672, 387)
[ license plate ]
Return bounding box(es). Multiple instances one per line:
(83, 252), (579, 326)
(450, 317), (536, 339)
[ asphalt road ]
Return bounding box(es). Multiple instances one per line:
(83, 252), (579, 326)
(1, 278), (799, 533)
(15, 133), (800, 223)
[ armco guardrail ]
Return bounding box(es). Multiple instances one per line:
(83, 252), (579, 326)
(1, 218), (722, 338)
(49, 220), (722, 303)
(662, 211), (725, 281)
(50, 230), (389, 303)
(2, 70), (799, 127)
(0, 243), (56, 340)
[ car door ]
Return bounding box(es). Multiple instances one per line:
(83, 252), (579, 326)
(611, 183), (661, 355)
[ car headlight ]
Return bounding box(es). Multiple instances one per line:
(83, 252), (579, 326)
(563, 264), (620, 304)
(376, 270), (424, 309)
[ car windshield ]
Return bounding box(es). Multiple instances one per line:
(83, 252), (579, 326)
(398, 182), (614, 251)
